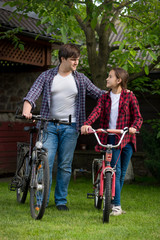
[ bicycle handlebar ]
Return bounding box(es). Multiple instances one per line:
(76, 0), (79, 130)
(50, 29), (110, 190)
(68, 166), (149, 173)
(88, 128), (125, 134)
(15, 114), (72, 125)
(88, 127), (136, 149)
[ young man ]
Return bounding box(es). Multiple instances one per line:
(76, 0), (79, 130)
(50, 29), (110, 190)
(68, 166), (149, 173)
(22, 43), (104, 211)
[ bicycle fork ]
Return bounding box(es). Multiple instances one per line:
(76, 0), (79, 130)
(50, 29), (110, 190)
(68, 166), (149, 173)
(99, 151), (116, 200)
(30, 164), (37, 189)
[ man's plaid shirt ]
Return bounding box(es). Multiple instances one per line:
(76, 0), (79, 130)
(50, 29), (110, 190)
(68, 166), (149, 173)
(24, 66), (104, 130)
(84, 89), (143, 151)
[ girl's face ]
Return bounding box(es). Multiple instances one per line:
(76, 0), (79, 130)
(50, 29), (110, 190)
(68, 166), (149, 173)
(106, 70), (121, 89)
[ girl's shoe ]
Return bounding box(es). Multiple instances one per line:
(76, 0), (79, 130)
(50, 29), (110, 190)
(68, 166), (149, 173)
(110, 205), (122, 216)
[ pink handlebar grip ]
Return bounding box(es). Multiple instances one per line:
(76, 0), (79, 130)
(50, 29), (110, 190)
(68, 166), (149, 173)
(107, 129), (123, 134)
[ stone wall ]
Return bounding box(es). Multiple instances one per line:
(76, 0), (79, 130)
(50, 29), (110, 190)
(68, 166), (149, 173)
(0, 71), (42, 121)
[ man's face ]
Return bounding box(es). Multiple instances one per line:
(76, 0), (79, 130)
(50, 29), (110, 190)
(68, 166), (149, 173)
(61, 57), (80, 71)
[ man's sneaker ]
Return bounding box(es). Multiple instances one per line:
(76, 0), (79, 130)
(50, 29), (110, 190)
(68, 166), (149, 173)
(110, 205), (122, 216)
(56, 205), (69, 211)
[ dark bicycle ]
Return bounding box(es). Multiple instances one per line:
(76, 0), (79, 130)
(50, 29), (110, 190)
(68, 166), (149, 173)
(10, 114), (71, 220)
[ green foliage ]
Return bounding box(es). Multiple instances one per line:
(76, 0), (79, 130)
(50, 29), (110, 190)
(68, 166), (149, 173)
(2, 0), (160, 90)
(141, 127), (160, 182)
(145, 117), (160, 138)
(78, 45), (91, 77)
(111, 0), (160, 72)
(0, 27), (24, 50)
(128, 77), (160, 95)
(3, 1), (160, 61)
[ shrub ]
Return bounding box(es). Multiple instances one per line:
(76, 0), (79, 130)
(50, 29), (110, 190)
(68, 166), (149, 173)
(141, 127), (160, 182)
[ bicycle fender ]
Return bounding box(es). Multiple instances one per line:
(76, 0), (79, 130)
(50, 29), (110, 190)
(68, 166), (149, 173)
(103, 166), (114, 175)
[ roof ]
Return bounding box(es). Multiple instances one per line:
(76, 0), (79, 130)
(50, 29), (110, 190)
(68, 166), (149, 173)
(109, 23), (124, 45)
(0, 2), (53, 41)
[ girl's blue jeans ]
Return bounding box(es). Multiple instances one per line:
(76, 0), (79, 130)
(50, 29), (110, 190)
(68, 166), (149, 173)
(107, 135), (134, 206)
(43, 122), (78, 206)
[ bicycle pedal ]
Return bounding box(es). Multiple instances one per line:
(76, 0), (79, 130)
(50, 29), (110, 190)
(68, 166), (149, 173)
(87, 193), (95, 199)
(9, 183), (17, 191)
(9, 176), (22, 191)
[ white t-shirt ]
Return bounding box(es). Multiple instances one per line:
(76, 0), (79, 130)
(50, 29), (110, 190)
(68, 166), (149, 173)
(109, 91), (121, 129)
(50, 73), (78, 122)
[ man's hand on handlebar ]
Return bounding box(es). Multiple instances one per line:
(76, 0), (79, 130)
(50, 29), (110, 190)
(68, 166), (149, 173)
(22, 101), (33, 119)
(22, 111), (33, 119)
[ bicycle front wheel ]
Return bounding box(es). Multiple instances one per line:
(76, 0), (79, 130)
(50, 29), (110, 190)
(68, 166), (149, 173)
(16, 145), (29, 203)
(30, 153), (49, 220)
(103, 171), (112, 223)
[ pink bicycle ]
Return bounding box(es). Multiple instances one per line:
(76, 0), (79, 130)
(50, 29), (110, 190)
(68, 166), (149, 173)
(87, 127), (129, 223)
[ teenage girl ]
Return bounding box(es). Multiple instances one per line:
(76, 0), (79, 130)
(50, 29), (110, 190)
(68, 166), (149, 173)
(81, 67), (143, 216)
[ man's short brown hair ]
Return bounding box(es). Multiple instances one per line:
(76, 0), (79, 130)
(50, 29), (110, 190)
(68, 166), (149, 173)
(58, 43), (80, 63)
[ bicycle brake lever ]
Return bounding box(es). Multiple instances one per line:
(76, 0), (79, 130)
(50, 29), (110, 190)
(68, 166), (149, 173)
(15, 115), (25, 119)
(87, 128), (94, 134)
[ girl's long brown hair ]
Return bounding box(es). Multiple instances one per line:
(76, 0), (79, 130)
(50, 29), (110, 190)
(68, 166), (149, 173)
(112, 67), (129, 89)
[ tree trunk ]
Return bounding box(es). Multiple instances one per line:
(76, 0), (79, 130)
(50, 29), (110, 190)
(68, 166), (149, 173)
(85, 27), (111, 89)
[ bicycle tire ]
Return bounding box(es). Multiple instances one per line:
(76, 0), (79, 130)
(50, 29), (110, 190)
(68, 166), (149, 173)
(93, 161), (102, 209)
(30, 153), (49, 220)
(16, 146), (29, 203)
(103, 171), (112, 223)
(94, 176), (102, 209)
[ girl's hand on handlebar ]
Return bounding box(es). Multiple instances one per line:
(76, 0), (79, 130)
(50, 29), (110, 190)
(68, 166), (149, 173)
(81, 125), (92, 135)
(129, 127), (136, 135)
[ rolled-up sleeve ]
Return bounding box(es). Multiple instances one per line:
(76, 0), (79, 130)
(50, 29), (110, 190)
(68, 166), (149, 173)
(130, 93), (143, 131)
(23, 72), (46, 110)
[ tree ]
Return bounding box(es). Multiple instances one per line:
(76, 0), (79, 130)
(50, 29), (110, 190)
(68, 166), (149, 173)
(2, 0), (160, 89)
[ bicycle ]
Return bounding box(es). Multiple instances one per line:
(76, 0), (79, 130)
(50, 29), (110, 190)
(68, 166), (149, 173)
(87, 127), (131, 223)
(10, 114), (71, 220)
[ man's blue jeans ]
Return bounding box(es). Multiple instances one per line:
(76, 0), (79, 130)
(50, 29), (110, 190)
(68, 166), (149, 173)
(107, 135), (134, 206)
(43, 122), (78, 206)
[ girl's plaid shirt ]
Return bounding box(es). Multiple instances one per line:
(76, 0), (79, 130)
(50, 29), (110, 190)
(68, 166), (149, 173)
(84, 90), (143, 151)
(24, 66), (104, 130)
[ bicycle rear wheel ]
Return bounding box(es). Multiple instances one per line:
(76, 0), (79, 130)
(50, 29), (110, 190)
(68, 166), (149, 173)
(16, 144), (29, 203)
(93, 160), (102, 209)
(94, 175), (102, 209)
(30, 153), (49, 220)
(103, 171), (112, 223)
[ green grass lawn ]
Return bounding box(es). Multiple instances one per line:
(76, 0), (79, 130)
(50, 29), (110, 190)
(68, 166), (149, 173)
(0, 176), (160, 240)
